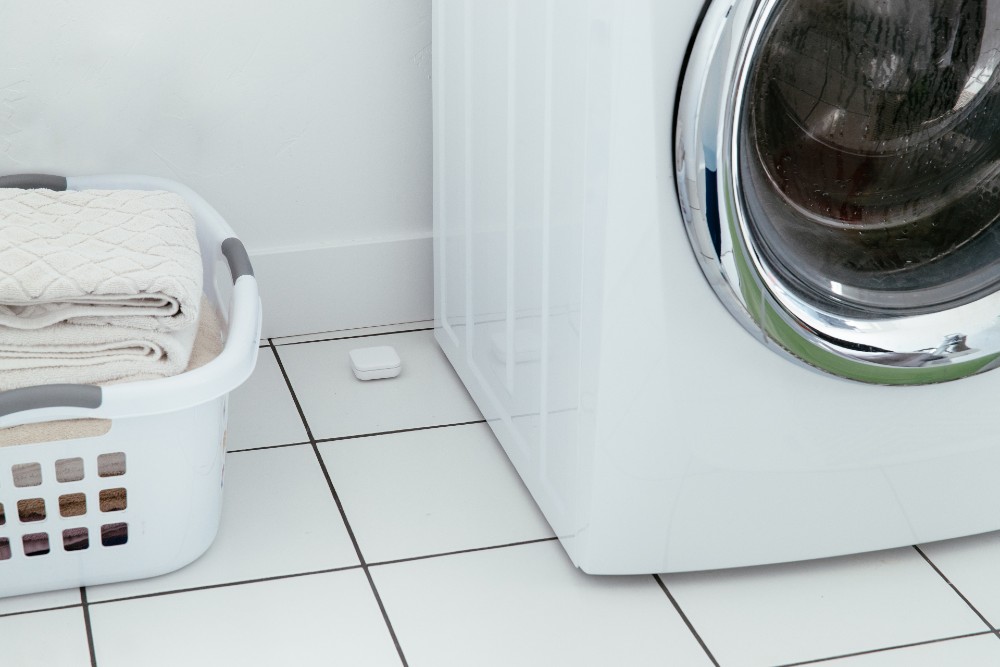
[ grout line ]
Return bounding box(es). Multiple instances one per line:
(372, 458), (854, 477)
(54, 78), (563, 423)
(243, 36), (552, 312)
(0, 602), (81, 620)
(80, 587), (98, 667)
(227, 415), (488, 453)
(653, 575), (720, 667)
(315, 419), (488, 445)
(269, 321), (434, 345)
(85, 564), (363, 606)
(369, 536), (560, 568)
(914, 545), (998, 633)
(82, 538), (564, 608)
(227, 440), (312, 454)
(774, 630), (998, 666)
(273, 326), (435, 347)
(311, 436), (411, 666)
(267, 340), (315, 442)
(269, 339), (410, 667)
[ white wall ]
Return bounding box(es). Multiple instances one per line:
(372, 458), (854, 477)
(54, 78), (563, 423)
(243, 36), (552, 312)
(0, 0), (433, 336)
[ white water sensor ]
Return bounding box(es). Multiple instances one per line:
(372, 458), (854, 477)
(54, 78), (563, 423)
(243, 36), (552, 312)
(349, 346), (402, 380)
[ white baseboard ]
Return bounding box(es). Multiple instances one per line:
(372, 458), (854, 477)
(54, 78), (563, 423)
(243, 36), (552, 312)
(251, 235), (433, 339)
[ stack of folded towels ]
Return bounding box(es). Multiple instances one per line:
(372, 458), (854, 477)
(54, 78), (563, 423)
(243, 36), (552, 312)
(0, 187), (213, 392)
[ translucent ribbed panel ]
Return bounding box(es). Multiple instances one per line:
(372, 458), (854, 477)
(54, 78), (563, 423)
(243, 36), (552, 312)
(434, 0), (610, 535)
(437, 2), (469, 347)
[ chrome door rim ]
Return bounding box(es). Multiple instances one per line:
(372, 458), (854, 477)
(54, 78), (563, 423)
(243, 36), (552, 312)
(676, 0), (1000, 384)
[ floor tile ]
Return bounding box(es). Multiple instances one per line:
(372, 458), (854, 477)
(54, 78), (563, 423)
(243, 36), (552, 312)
(663, 547), (988, 667)
(372, 540), (712, 667)
(919, 532), (1000, 625)
(0, 607), (92, 666)
(272, 320), (433, 346)
(87, 445), (358, 601)
(0, 587), (80, 616)
(227, 347), (309, 450)
(321, 422), (553, 563)
(276, 330), (481, 440)
(89, 570), (401, 667)
(814, 633), (1000, 667)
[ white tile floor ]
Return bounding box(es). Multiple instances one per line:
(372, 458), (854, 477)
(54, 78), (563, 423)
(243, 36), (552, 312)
(5, 323), (1000, 666)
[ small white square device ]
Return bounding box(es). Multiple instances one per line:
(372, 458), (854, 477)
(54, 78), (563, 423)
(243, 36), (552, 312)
(349, 345), (402, 380)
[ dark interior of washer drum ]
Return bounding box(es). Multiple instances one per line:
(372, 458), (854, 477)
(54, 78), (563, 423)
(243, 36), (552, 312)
(740, 0), (1000, 315)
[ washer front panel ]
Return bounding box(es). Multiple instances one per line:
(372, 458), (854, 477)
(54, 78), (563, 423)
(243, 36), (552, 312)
(677, 0), (1000, 384)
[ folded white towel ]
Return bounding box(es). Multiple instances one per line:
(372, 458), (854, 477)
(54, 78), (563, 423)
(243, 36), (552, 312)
(0, 188), (202, 331)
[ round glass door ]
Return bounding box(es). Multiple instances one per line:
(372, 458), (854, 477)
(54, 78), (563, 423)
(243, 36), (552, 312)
(676, 0), (1000, 383)
(742, 0), (1000, 316)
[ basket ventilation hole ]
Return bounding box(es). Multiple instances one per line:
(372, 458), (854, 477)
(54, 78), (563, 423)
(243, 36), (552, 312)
(23, 532), (49, 557)
(63, 528), (89, 552)
(99, 488), (127, 513)
(97, 452), (126, 478)
(101, 522), (128, 547)
(17, 498), (45, 523)
(0, 502), (5, 526)
(55, 457), (85, 483)
(59, 493), (87, 518)
(12, 462), (41, 487)
(0, 537), (9, 560)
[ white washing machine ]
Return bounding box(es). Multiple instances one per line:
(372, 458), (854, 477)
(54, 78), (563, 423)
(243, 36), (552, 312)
(433, 0), (1000, 573)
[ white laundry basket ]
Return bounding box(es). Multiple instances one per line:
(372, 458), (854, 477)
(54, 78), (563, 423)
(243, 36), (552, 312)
(0, 174), (261, 598)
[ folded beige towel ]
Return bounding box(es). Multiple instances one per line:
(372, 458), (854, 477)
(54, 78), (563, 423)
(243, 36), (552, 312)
(0, 318), (199, 391)
(0, 188), (202, 331)
(0, 296), (221, 392)
(0, 300), (225, 448)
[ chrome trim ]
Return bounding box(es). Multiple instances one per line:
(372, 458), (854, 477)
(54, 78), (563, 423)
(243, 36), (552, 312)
(676, 0), (1000, 384)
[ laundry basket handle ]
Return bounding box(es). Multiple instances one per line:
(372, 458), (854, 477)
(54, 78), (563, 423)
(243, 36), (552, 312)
(0, 174), (68, 190)
(0, 384), (102, 418)
(221, 237), (254, 282)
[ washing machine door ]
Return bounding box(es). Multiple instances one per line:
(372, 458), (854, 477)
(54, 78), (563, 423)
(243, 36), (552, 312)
(677, 0), (1000, 384)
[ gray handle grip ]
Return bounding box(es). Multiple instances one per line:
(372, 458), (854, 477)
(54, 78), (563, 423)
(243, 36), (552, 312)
(0, 174), (68, 190)
(0, 384), (102, 418)
(221, 237), (254, 284)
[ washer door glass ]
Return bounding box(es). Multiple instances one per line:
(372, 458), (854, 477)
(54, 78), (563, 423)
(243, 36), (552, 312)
(742, 0), (1000, 315)
(676, 0), (1000, 384)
